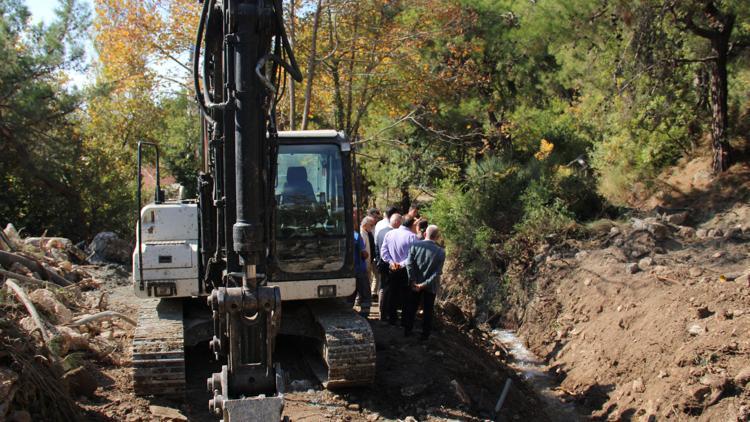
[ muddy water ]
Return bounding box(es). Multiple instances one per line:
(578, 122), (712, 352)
(492, 329), (581, 422)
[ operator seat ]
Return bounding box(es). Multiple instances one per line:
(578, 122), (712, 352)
(282, 166), (317, 206)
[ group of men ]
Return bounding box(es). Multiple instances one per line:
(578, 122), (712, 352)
(351, 204), (446, 341)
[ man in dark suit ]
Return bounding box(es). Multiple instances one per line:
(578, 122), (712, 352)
(404, 225), (445, 340)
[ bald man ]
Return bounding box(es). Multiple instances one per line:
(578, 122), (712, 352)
(404, 225), (445, 340)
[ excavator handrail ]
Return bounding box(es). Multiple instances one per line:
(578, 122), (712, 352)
(135, 140), (161, 292)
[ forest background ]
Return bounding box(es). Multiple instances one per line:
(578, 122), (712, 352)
(1, 0), (748, 316)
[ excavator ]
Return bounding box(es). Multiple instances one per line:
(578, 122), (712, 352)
(130, 1), (375, 420)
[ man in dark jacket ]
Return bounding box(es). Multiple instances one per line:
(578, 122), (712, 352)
(404, 225), (445, 340)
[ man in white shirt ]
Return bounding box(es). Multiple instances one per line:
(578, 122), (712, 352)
(374, 206), (399, 240)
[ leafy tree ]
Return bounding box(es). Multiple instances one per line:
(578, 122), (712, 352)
(0, 0), (95, 240)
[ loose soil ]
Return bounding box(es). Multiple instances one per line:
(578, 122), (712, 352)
(70, 266), (552, 421)
(510, 160), (750, 421)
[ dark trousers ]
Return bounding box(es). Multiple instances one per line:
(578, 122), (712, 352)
(378, 269), (390, 321)
(404, 289), (436, 338)
(383, 267), (407, 324)
(349, 272), (372, 316)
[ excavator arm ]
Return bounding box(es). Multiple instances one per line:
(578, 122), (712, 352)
(193, 0), (302, 420)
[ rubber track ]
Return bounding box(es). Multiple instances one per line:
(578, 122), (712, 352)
(310, 301), (376, 388)
(132, 299), (185, 397)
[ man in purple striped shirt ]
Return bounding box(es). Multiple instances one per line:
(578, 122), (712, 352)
(380, 215), (418, 325)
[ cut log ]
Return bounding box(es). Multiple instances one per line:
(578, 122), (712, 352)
(0, 250), (71, 286)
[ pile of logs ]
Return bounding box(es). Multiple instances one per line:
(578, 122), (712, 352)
(0, 224), (134, 420)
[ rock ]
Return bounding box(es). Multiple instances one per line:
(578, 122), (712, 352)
(626, 263), (640, 274)
(665, 211), (689, 225)
(712, 251), (723, 259)
(708, 228), (723, 238)
(716, 309), (733, 320)
(699, 375), (728, 389)
(696, 228), (708, 238)
(403, 417), (418, 422)
(149, 405), (188, 421)
(29, 289), (72, 324)
(9, 411), (31, 422)
(687, 323), (706, 336)
(87, 232), (131, 264)
(584, 278), (592, 286)
(63, 366), (98, 397)
(678, 226), (696, 238)
(648, 222), (670, 240)
(575, 251), (588, 261)
(632, 377), (645, 393)
(695, 306), (713, 319)
(724, 226), (743, 240)
(632, 218), (649, 231)
(610, 226), (621, 236)
(657, 370), (668, 379)
(638, 257), (654, 270)
(366, 413), (380, 421)
(632, 218), (670, 239)
(688, 384), (711, 401)
(734, 367), (750, 386)
(688, 267), (703, 277)
(346, 403), (361, 411)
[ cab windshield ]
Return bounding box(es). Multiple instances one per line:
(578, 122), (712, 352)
(275, 143), (346, 274)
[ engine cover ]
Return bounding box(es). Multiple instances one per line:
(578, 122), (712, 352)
(133, 202), (200, 298)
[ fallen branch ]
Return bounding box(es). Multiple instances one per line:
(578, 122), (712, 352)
(0, 268), (47, 287)
(67, 311), (137, 327)
(0, 250), (71, 286)
(5, 279), (51, 343)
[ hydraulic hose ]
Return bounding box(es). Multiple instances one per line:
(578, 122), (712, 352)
(193, 0), (215, 125)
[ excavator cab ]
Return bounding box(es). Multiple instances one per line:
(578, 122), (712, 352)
(272, 130), (354, 284)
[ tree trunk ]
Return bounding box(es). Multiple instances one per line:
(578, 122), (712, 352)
(709, 38), (731, 173)
(301, 0), (323, 130)
(399, 184), (411, 214)
(288, 0), (296, 130)
(327, 7), (345, 131)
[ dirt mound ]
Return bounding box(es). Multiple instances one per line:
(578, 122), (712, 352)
(516, 208), (750, 420)
(643, 156), (750, 226)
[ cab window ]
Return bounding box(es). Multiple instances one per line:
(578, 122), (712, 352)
(275, 144), (346, 273)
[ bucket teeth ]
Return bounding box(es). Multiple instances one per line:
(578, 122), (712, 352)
(132, 299), (186, 397)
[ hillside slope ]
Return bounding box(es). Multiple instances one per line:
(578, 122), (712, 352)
(514, 160), (750, 420)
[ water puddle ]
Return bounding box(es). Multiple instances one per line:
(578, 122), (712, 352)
(492, 329), (580, 421)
